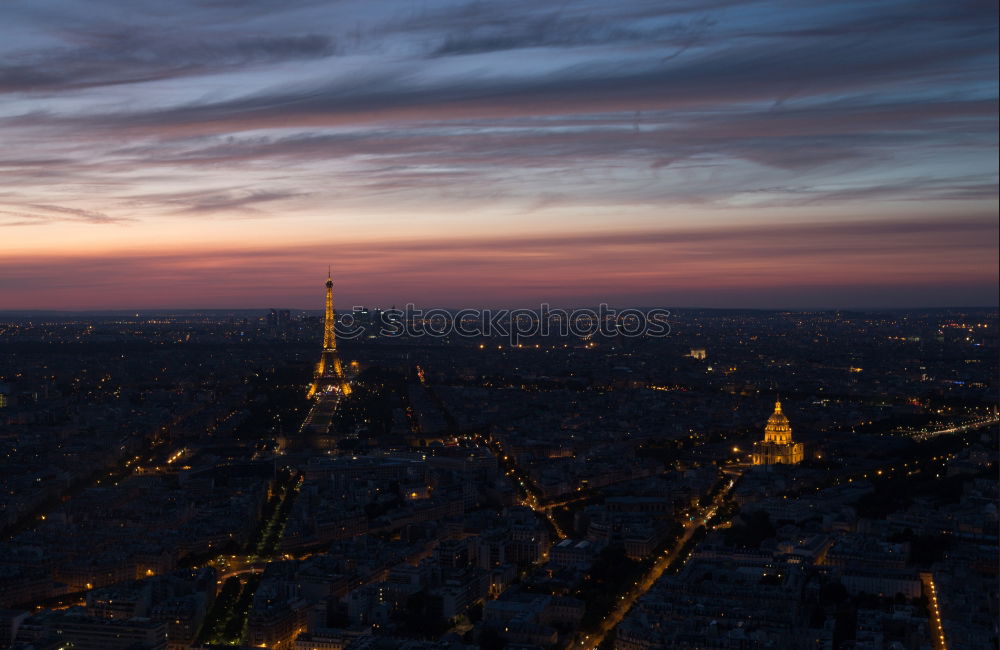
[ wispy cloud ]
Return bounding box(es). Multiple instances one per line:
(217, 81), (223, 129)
(123, 188), (306, 216)
(0, 0), (995, 307)
(0, 29), (336, 93)
(0, 203), (130, 227)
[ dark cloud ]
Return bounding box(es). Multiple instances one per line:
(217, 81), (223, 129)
(429, 12), (713, 57)
(0, 31), (335, 93)
(392, 0), (738, 37)
(18, 16), (989, 141)
(79, 94), (992, 209)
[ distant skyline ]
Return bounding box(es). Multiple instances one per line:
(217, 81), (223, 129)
(1, 0), (997, 310)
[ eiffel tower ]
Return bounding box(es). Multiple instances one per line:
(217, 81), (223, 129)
(307, 269), (351, 398)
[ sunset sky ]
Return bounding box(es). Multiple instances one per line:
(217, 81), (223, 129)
(1, 0), (997, 310)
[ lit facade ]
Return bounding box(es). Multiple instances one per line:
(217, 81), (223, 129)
(751, 400), (804, 466)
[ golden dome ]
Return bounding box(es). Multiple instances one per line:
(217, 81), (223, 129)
(753, 399), (804, 466)
(767, 401), (789, 427)
(764, 400), (792, 443)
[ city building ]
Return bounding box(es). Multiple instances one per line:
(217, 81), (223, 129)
(751, 400), (804, 466)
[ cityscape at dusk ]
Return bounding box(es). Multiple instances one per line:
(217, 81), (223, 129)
(1, 2), (998, 650)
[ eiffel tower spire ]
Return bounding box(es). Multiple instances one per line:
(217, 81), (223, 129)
(323, 268), (336, 351)
(308, 269), (350, 397)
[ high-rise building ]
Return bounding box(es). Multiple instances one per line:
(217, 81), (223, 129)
(277, 309), (291, 331)
(751, 400), (804, 466)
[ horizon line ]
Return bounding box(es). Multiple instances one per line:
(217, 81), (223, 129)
(1, 305), (997, 315)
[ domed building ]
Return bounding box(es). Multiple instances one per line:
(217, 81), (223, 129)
(751, 400), (804, 466)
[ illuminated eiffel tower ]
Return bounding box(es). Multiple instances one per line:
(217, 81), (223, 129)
(307, 269), (351, 398)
